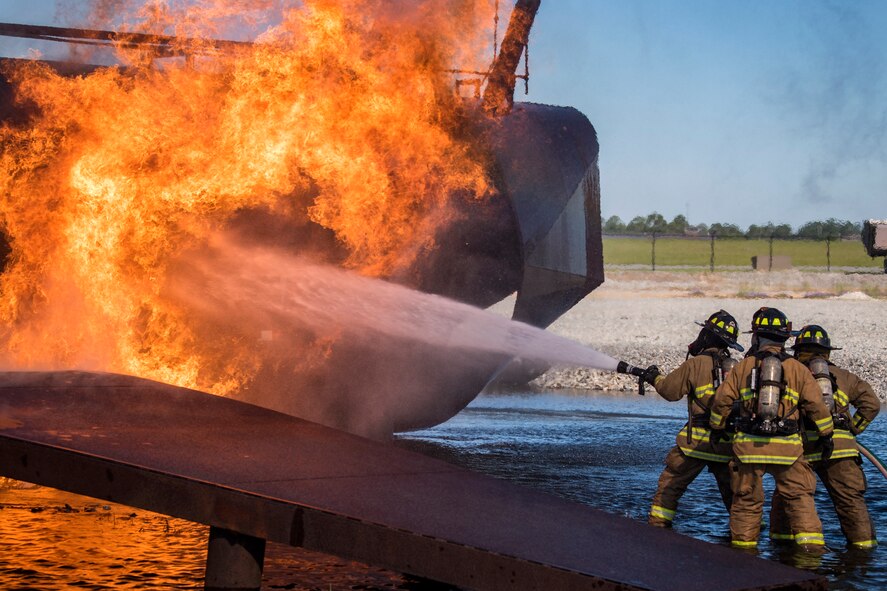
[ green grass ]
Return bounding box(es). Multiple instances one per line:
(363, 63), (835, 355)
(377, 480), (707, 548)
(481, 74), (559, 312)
(603, 237), (881, 269)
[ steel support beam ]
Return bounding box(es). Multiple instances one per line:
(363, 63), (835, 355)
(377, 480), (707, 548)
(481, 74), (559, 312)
(205, 527), (266, 591)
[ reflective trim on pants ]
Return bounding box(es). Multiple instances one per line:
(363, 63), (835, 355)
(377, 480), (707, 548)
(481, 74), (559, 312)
(851, 540), (878, 549)
(650, 504), (675, 522)
(731, 540), (758, 548)
(649, 447), (732, 528)
(774, 457), (878, 546)
(794, 532), (825, 546)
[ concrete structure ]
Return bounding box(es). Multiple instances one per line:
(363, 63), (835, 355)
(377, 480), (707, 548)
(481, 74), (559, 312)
(752, 254), (792, 271)
(861, 220), (887, 273)
(0, 371), (827, 591)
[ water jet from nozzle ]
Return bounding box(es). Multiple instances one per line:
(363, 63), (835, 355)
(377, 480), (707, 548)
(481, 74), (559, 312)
(170, 238), (620, 374)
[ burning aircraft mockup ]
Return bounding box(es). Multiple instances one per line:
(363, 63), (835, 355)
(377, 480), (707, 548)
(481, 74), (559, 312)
(0, 1), (603, 439)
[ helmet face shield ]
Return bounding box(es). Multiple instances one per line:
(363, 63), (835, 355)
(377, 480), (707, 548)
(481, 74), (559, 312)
(696, 309), (744, 351)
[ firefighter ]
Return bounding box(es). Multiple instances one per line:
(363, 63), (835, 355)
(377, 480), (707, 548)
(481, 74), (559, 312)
(709, 308), (834, 551)
(770, 325), (880, 549)
(643, 310), (743, 527)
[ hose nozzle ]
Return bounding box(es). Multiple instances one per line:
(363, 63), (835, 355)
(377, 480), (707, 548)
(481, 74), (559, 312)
(617, 360), (647, 396)
(617, 360), (644, 377)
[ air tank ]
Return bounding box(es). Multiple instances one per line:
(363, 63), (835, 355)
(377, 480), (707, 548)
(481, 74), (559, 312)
(755, 356), (782, 434)
(808, 357), (835, 412)
(722, 357), (737, 377)
(715, 357), (737, 389)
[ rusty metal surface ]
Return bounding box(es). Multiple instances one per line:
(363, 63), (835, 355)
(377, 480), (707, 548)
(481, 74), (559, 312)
(482, 0), (541, 115)
(0, 371), (826, 591)
(0, 21), (251, 56)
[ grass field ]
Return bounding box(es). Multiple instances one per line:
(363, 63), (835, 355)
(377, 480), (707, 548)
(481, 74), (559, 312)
(602, 236), (881, 269)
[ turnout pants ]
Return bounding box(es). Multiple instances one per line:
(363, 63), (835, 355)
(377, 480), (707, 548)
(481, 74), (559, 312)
(771, 457), (877, 548)
(730, 457), (823, 549)
(649, 446), (732, 527)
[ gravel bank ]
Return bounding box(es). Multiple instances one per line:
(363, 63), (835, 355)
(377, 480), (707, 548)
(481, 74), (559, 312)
(496, 271), (887, 400)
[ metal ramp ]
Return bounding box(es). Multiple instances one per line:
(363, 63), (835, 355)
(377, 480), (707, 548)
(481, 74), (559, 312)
(0, 371), (825, 591)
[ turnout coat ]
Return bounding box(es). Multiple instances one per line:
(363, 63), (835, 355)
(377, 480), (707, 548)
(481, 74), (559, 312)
(709, 344), (834, 465)
(803, 363), (880, 461)
(652, 348), (734, 463)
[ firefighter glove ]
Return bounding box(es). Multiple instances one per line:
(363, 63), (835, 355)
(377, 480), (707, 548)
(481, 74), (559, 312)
(819, 433), (834, 462)
(642, 365), (661, 386)
(709, 428), (728, 446)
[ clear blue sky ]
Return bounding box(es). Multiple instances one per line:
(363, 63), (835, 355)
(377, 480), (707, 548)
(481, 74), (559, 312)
(2, 1), (886, 229)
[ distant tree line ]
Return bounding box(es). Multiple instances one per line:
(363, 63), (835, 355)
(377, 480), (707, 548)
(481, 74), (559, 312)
(602, 213), (862, 240)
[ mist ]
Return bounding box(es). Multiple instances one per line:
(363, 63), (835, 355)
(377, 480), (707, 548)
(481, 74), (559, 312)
(164, 235), (617, 439)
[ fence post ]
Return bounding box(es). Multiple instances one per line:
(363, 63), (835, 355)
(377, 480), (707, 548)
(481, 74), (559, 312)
(768, 235), (774, 272)
(651, 232), (657, 271)
(709, 231), (716, 272)
(826, 236), (832, 272)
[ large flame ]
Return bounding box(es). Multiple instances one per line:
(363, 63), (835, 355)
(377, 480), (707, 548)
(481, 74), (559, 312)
(0, 0), (498, 394)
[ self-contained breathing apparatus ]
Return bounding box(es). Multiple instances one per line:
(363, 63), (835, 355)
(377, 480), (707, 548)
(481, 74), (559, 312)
(808, 357), (835, 413)
(807, 357), (852, 432)
(715, 356), (737, 390)
(737, 352), (799, 437)
(791, 325), (853, 434)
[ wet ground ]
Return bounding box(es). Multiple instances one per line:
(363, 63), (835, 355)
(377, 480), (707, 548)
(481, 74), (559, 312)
(0, 485), (423, 590)
(1, 390), (885, 590)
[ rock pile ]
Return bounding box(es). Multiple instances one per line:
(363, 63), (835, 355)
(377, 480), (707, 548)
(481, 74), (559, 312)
(501, 273), (887, 402)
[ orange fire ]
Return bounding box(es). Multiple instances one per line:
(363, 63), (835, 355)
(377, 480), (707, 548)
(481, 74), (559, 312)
(0, 0), (499, 394)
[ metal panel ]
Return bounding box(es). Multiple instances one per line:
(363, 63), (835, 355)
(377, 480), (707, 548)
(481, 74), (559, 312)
(0, 371), (826, 591)
(485, 103), (604, 328)
(862, 220), (887, 256)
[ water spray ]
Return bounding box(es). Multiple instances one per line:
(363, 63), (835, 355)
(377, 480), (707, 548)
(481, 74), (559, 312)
(159, 238), (631, 435)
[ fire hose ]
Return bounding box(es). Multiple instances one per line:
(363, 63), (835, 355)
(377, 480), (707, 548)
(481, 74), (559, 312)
(616, 361), (647, 396)
(857, 441), (887, 481)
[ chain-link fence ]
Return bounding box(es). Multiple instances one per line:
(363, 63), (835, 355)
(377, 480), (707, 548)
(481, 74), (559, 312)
(602, 234), (883, 273)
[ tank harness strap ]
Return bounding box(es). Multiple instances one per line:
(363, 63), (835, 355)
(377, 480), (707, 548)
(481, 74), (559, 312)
(724, 396), (744, 432)
(833, 413), (852, 431)
(691, 415), (712, 427)
(736, 417), (799, 436)
(826, 371), (852, 430)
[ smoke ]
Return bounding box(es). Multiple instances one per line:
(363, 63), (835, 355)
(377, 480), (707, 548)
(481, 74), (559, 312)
(771, 2), (887, 205)
(163, 235), (617, 438)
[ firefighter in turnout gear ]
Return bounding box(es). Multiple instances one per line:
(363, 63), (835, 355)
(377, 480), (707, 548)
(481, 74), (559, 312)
(709, 308), (834, 551)
(645, 310), (744, 527)
(770, 325), (880, 549)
